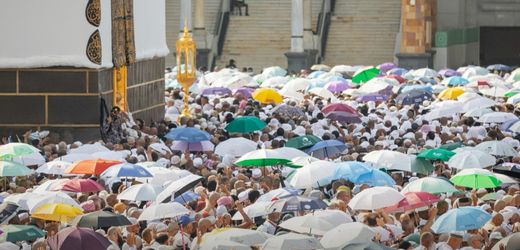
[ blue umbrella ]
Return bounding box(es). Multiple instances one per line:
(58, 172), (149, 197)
(400, 85), (433, 94)
(307, 140), (347, 159)
(352, 169), (396, 187)
(306, 80), (326, 90)
(356, 94), (388, 102)
(201, 87), (232, 96)
(165, 128), (211, 142)
(446, 76), (469, 86)
(101, 163), (153, 178)
(332, 161), (372, 181)
(438, 68), (461, 78)
(501, 119), (519, 132)
(395, 89), (433, 105)
(387, 67), (408, 76)
(487, 64), (511, 72)
(174, 191), (200, 204)
(431, 207), (491, 233)
(307, 71), (326, 79)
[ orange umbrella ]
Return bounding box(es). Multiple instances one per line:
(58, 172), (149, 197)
(64, 159), (121, 175)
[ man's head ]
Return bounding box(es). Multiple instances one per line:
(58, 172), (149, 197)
(107, 227), (121, 242)
(419, 232), (434, 248)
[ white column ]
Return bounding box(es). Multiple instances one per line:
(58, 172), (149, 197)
(179, 0), (192, 37)
(291, 0), (304, 52)
(303, 0), (313, 50)
(193, 0), (207, 48)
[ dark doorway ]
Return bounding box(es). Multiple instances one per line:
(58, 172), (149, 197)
(480, 27), (520, 67)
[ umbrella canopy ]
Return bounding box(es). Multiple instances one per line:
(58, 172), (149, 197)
(0, 160), (32, 176)
(33, 179), (69, 193)
(352, 168), (396, 187)
(326, 80), (350, 93)
(417, 148), (455, 162)
(26, 191), (81, 213)
(57, 153), (95, 163)
(225, 116), (266, 133)
(475, 140), (518, 157)
(261, 232), (322, 250)
(352, 67), (380, 84)
(36, 161), (72, 175)
(117, 183), (163, 201)
(321, 103), (361, 123)
(438, 87), (465, 100)
(31, 203), (83, 223)
(348, 187), (405, 210)
(493, 163), (520, 179)
(235, 149), (291, 167)
(200, 239), (249, 250)
(214, 137), (257, 157)
(268, 196), (328, 213)
(174, 191), (200, 204)
(47, 227), (111, 250)
(11, 151), (45, 166)
(232, 87), (254, 99)
(447, 150), (496, 170)
(257, 188), (301, 203)
(395, 89), (432, 105)
(478, 112), (518, 124)
(155, 174), (203, 203)
(492, 232), (520, 250)
(286, 135), (321, 149)
(320, 222), (376, 249)
(252, 88), (283, 104)
(311, 64), (331, 71)
(0, 225), (45, 243)
(4, 192), (43, 210)
(278, 210), (351, 236)
(363, 150), (411, 171)
(72, 210), (131, 228)
(409, 155), (435, 174)
(463, 108), (494, 118)
(171, 140), (215, 152)
(443, 76), (469, 86)
(289, 160), (337, 188)
(262, 66), (287, 78)
(461, 97), (497, 113)
(201, 86), (232, 96)
(450, 168), (502, 189)
(309, 87), (336, 100)
(202, 228), (271, 246)
(431, 207), (491, 233)
(164, 127), (211, 142)
(69, 144), (109, 154)
(138, 202), (190, 221)
(53, 179), (104, 193)
(137, 168), (192, 185)
(100, 163), (153, 178)
(356, 94), (388, 102)
(332, 161), (372, 181)
(384, 192), (440, 213)
(0, 143), (39, 158)
(273, 147), (308, 160)
(401, 177), (458, 194)
(64, 159), (121, 175)
(307, 140), (347, 159)
(270, 104), (305, 117)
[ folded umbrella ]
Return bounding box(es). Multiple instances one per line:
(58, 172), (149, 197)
(348, 186), (405, 210)
(156, 174), (203, 203)
(47, 227), (111, 250)
(431, 207), (491, 233)
(72, 210), (131, 228)
(138, 202), (190, 221)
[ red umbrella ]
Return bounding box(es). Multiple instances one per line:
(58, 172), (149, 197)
(384, 192), (440, 213)
(53, 179), (104, 193)
(64, 159), (121, 175)
(386, 74), (406, 84)
(47, 227), (111, 250)
(321, 103), (361, 123)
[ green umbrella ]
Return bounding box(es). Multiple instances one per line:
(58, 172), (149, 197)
(450, 169), (502, 189)
(286, 135), (322, 149)
(235, 149), (290, 167)
(0, 225), (45, 242)
(0, 143), (39, 158)
(504, 89), (520, 98)
(410, 155), (435, 174)
(439, 142), (463, 151)
(417, 148), (455, 162)
(0, 160), (32, 176)
(72, 210), (131, 228)
(352, 67), (380, 84)
(225, 116), (266, 133)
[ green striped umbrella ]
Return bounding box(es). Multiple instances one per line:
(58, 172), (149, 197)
(409, 155), (435, 174)
(0, 225), (45, 242)
(235, 149), (290, 167)
(352, 67), (380, 84)
(417, 148), (455, 162)
(504, 89), (520, 98)
(225, 116), (266, 133)
(0, 143), (39, 158)
(0, 160), (32, 176)
(286, 135), (322, 149)
(450, 169), (502, 189)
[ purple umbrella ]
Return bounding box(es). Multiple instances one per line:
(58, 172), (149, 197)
(201, 87), (232, 96)
(232, 87), (254, 99)
(171, 140), (215, 152)
(438, 68), (461, 78)
(326, 80), (351, 93)
(47, 227), (111, 250)
(378, 62), (396, 73)
(387, 67), (408, 76)
(356, 94), (388, 102)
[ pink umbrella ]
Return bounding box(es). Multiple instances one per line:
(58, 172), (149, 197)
(171, 140), (215, 152)
(47, 227), (111, 250)
(53, 179), (104, 193)
(384, 192), (440, 213)
(321, 103), (361, 123)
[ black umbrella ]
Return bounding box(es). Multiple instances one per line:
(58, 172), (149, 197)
(395, 89), (432, 105)
(268, 196), (328, 213)
(493, 164), (520, 179)
(156, 175), (203, 203)
(72, 210), (131, 228)
(0, 202), (19, 224)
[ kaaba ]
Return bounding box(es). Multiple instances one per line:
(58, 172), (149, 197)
(0, 0), (168, 142)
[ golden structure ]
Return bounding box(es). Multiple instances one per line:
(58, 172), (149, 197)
(113, 65), (128, 111)
(176, 23), (197, 119)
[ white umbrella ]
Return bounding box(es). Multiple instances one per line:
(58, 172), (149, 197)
(214, 138), (257, 157)
(330, 65), (359, 75)
(282, 78), (311, 92)
(457, 92), (480, 102)
(136, 167), (191, 185)
(463, 108), (493, 118)
(232, 201), (271, 221)
(155, 174), (203, 203)
(70, 144), (109, 154)
(149, 143), (172, 155)
(33, 179), (69, 193)
(56, 153), (94, 163)
(260, 76), (288, 88)
(289, 156), (319, 167)
(200, 239), (250, 250)
(320, 222), (376, 249)
(409, 68), (438, 78)
(202, 228), (271, 246)
(138, 202), (190, 221)
(308, 87), (336, 100)
(92, 151), (129, 161)
(36, 161), (72, 175)
(507, 121), (520, 133)
(4, 192), (41, 210)
(279, 88), (304, 101)
(507, 93), (520, 104)
(479, 86), (509, 97)
(348, 186), (404, 210)
(401, 177), (458, 194)
(494, 173), (517, 184)
(461, 97), (496, 112)
(0, 242), (19, 250)
(117, 183), (163, 201)
(235, 149), (288, 166)
(136, 161), (163, 168)
(424, 102), (463, 120)
(273, 147), (308, 160)
(26, 191), (81, 213)
(478, 112), (518, 124)
(278, 210), (352, 235)
(358, 79), (391, 94)
(261, 233), (322, 250)
(447, 150), (496, 170)
(362, 150), (411, 171)
(225, 73), (257, 89)
(12, 152), (46, 166)
(475, 141), (518, 157)
(461, 66), (489, 79)
(288, 160), (337, 188)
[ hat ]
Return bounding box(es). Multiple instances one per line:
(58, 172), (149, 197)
(177, 214), (193, 227)
(170, 155), (181, 165)
(217, 196), (233, 206)
(489, 231), (503, 240)
(252, 168), (262, 179)
(113, 202), (127, 214)
(216, 205), (228, 217)
(238, 189), (252, 202)
(193, 158), (203, 167)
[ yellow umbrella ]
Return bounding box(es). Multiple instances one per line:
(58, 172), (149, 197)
(252, 88), (283, 104)
(438, 87), (465, 100)
(31, 203), (83, 223)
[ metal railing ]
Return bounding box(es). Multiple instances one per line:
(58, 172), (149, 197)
(209, 0), (231, 70)
(315, 0), (335, 62)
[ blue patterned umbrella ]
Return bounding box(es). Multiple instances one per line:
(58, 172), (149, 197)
(395, 89), (433, 105)
(431, 207), (491, 233)
(307, 140), (347, 159)
(165, 128), (211, 142)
